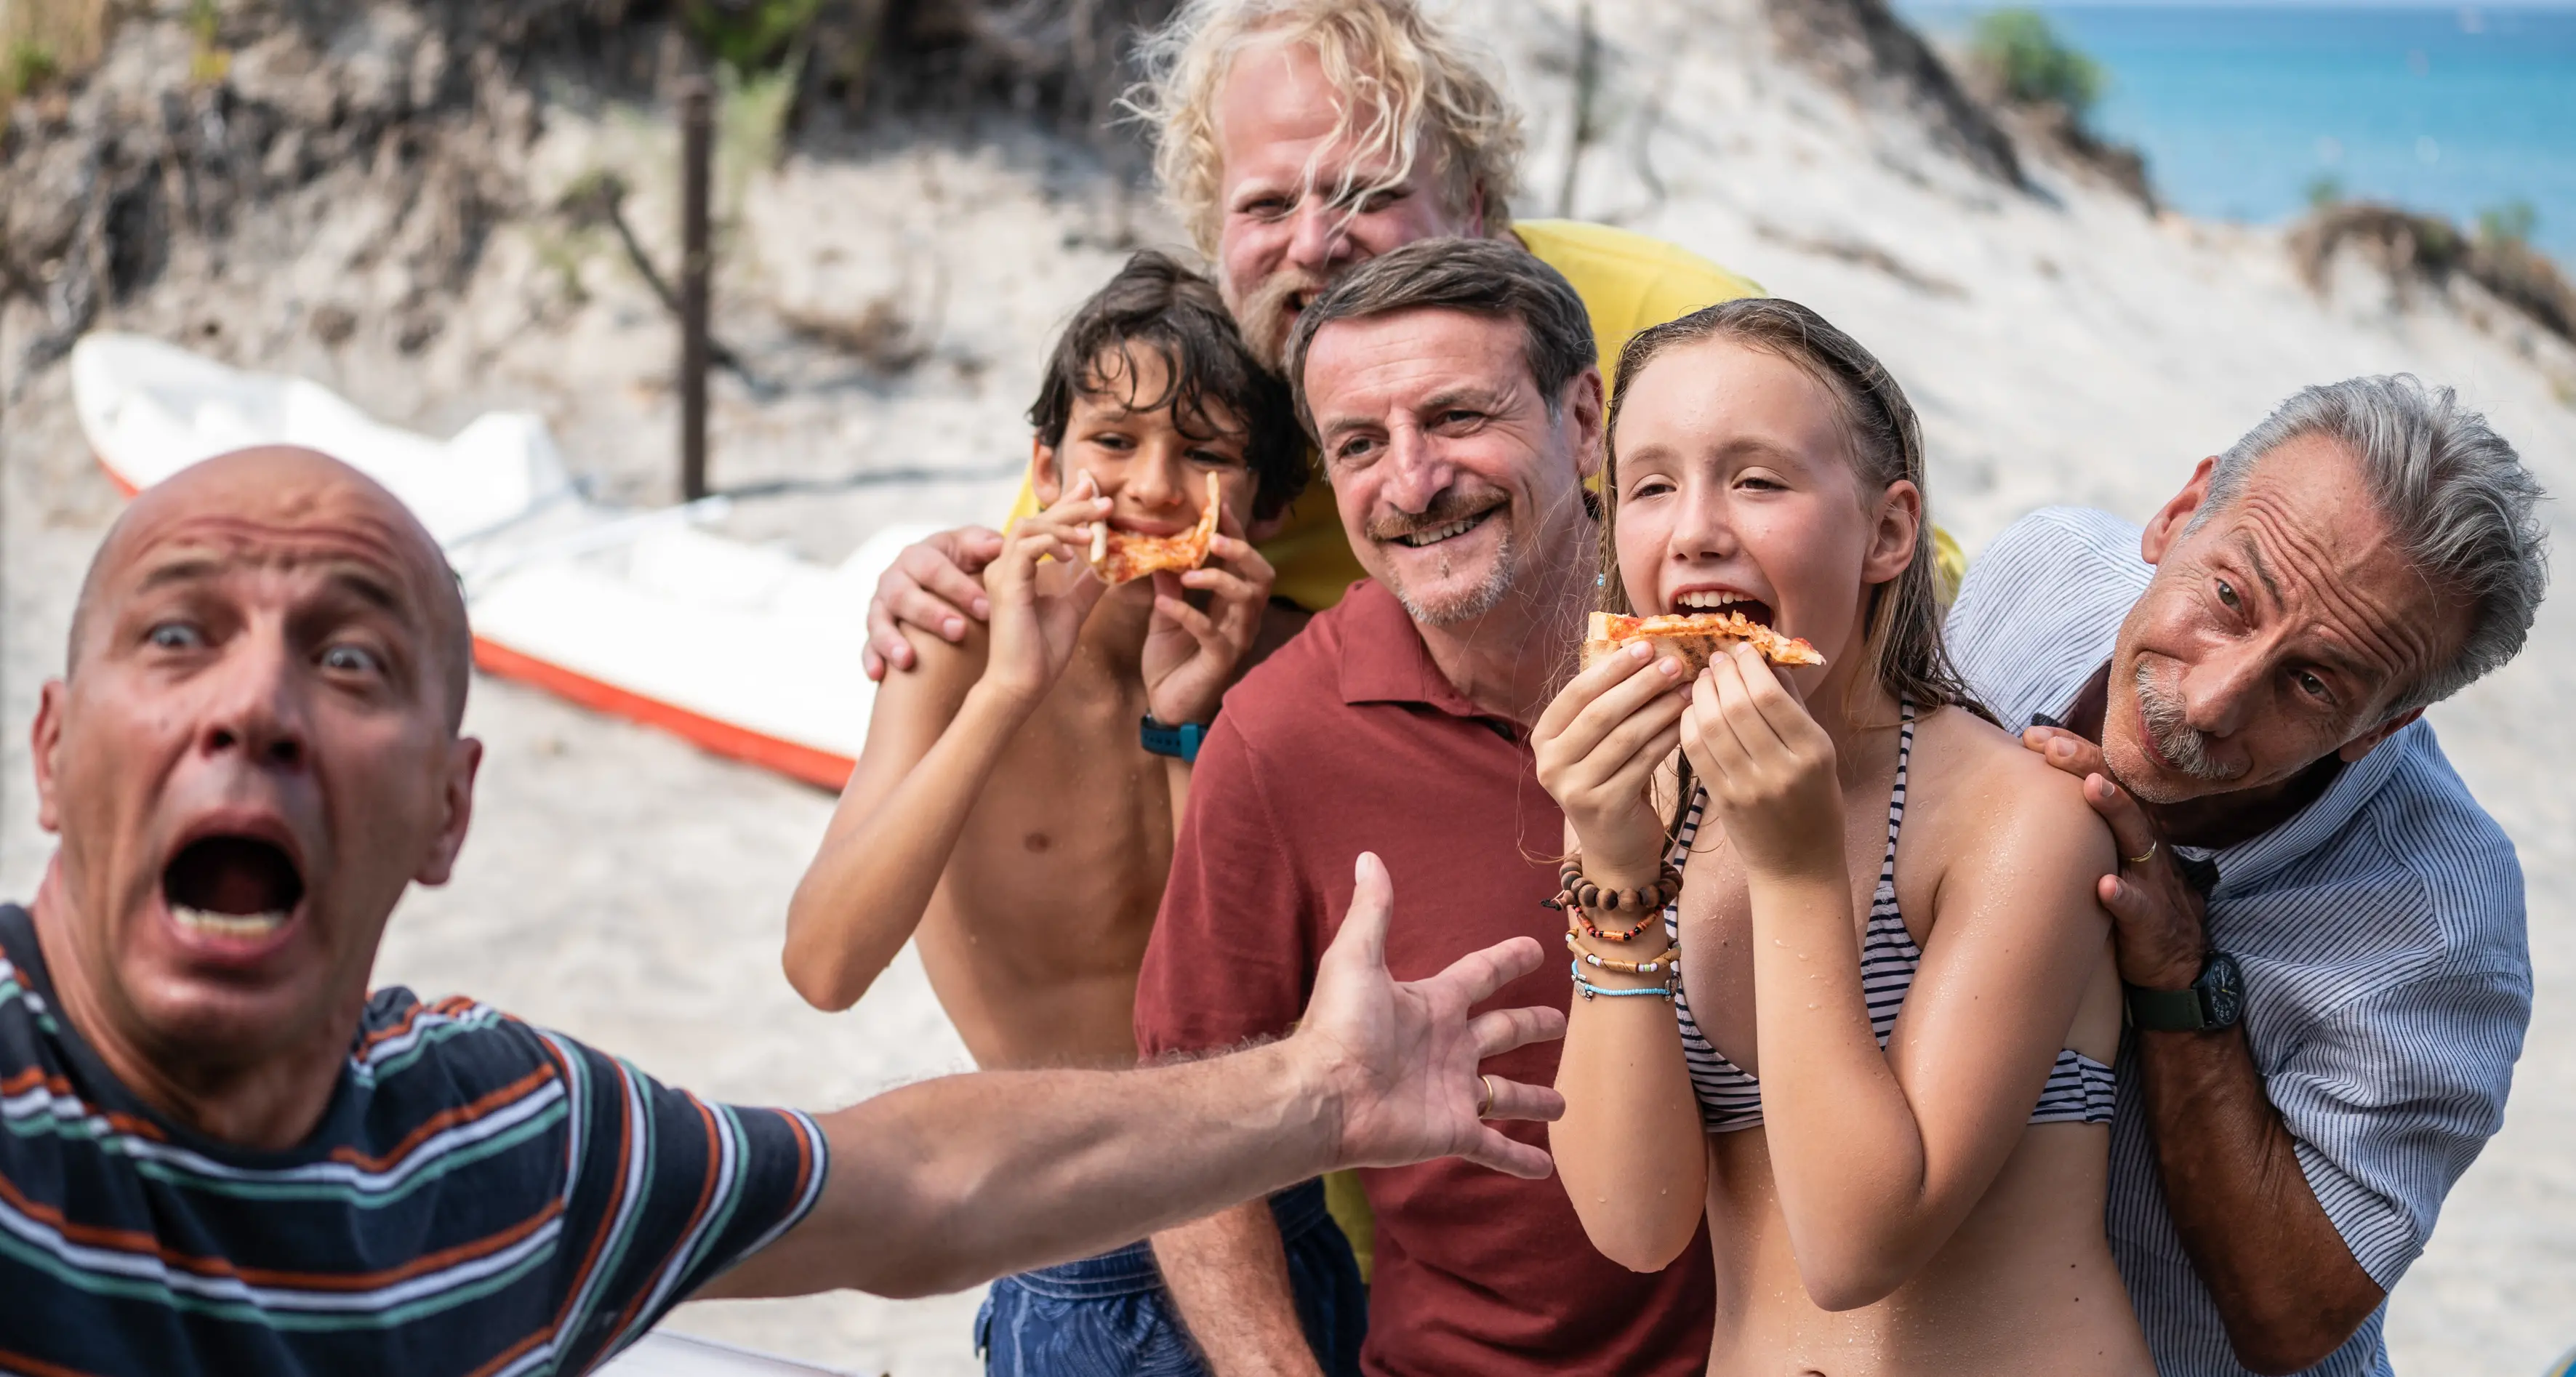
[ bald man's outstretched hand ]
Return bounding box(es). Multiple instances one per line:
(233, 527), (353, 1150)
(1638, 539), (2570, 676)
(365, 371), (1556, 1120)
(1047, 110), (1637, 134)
(1303, 852), (1564, 1179)
(705, 854), (1563, 1301)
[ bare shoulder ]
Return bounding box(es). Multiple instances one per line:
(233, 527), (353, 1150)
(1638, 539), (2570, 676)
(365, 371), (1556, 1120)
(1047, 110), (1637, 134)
(1912, 704), (2114, 883)
(854, 619), (990, 766)
(886, 617), (990, 704)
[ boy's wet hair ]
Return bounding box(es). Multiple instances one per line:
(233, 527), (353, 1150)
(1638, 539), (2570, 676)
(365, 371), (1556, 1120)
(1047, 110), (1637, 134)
(1030, 250), (1309, 521)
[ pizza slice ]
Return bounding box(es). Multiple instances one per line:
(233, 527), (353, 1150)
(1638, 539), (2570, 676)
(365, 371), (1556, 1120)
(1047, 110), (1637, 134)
(1580, 609), (1826, 671)
(1088, 473), (1223, 585)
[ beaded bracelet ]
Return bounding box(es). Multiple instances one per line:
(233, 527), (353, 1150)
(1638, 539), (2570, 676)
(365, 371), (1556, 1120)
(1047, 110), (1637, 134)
(1570, 959), (1677, 1001)
(1558, 859), (1687, 914)
(1564, 930), (1681, 976)
(1554, 901), (1661, 944)
(1544, 858), (1687, 943)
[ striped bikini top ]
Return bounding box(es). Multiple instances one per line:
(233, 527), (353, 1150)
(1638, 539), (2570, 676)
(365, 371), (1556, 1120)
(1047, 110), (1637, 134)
(1669, 702), (2116, 1133)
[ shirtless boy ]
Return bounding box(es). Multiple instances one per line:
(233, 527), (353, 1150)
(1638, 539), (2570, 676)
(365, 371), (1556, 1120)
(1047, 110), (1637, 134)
(783, 252), (1365, 1376)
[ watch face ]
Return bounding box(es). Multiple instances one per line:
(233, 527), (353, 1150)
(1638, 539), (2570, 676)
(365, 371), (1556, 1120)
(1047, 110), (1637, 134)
(2200, 952), (2246, 1027)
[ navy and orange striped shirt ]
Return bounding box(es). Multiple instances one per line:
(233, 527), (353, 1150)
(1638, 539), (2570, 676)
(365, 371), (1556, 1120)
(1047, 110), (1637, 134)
(0, 904), (827, 1376)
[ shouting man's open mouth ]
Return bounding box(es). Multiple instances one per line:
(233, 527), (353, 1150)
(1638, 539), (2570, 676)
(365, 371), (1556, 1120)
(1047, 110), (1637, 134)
(163, 832), (307, 944)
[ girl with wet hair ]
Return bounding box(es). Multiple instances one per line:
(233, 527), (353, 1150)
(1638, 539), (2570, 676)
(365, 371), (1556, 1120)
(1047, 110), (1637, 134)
(1532, 298), (2152, 1372)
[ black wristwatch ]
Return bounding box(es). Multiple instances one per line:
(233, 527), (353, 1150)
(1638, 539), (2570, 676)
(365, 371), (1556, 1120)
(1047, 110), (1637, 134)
(2124, 952), (2246, 1032)
(1139, 715), (1211, 763)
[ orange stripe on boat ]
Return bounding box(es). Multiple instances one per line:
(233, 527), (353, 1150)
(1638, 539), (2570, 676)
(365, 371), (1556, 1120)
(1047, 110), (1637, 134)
(94, 449), (856, 795)
(470, 636), (855, 791)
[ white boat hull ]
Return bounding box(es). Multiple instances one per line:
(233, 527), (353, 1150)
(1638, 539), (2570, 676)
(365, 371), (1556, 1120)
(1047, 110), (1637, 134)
(71, 333), (918, 790)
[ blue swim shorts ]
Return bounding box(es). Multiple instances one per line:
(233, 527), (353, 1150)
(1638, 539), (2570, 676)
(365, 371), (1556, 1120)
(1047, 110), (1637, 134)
(974, 1178), (1364, 1376)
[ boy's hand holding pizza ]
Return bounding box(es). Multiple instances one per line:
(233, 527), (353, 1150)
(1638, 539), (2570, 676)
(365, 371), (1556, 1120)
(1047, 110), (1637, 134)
(982, 473), (1114, 710)
(1139, 507), (1276, 729)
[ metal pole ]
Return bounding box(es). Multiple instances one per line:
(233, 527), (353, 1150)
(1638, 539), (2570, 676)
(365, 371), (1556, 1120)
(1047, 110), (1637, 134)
(678, 76), (713, 502)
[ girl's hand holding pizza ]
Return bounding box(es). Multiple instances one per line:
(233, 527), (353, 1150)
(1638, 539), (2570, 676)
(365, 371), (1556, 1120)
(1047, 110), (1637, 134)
(1141, 507), (1275, 728)
(1532, 639), (1693, 888)
(1680, 641), (1845, 884)
(981, 473), (1112, 709)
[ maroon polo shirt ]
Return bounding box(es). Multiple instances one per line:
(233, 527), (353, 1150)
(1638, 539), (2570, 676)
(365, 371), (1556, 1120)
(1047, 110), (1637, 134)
(1135, 579), (1715, 1377)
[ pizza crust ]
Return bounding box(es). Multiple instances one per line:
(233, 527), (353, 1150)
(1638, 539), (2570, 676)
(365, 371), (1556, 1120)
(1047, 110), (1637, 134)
(1089, 473), (1224, 585)
(1579, 609), (1826, 670)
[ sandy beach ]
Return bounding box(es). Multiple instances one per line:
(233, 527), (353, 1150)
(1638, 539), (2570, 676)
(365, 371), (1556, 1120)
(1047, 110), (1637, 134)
(4, 1), (2572, 1371)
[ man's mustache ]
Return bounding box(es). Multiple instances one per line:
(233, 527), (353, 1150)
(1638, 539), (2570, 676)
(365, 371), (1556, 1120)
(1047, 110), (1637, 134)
(1365, 489), (1507, 543)
(2135, 661), (2247, 784)
(1237, 268), (1336, 370)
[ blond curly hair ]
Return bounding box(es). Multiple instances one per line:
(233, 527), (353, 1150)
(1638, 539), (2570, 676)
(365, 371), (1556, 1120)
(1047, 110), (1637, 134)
(1126, 0), (1525, 260)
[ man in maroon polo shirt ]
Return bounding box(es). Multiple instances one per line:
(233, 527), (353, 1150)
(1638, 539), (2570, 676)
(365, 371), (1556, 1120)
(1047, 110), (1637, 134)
(1135, 237), (1714, 1376)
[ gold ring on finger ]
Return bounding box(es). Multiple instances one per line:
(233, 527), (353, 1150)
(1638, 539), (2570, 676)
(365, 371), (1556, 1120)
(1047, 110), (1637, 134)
(1475, 1075), (1495, 1119)
(2127, 839), (2159, 867)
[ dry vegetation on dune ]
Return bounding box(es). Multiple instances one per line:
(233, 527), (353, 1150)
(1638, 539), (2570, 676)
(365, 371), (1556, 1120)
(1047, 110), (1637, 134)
(4, 1), (2576, 1372)
(2292, 200), (2576, 350)
(0, 0), (108, 103)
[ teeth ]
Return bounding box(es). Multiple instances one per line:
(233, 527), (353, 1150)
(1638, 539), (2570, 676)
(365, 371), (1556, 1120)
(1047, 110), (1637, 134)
(1675, 590), (1747, 610)
(1396, 515), (1483, 547)
(171, 904), (288, 939)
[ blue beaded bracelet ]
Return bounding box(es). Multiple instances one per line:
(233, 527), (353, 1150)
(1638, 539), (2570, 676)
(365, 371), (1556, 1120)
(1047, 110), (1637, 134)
(1570, 959), (1675, 1001)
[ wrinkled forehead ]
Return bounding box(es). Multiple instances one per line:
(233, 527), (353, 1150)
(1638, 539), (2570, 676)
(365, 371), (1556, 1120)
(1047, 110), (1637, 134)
(79, 451), (462, 665)
(2180, 449), (2463, 689)
(1312, 308), (1531, 403)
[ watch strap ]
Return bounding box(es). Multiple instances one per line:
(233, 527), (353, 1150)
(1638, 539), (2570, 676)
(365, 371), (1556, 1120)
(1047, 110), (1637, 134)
(1139, 716), (1210, 763)
(2124, 981), (2213, 1031)
(2125, 950), (2245, 1032)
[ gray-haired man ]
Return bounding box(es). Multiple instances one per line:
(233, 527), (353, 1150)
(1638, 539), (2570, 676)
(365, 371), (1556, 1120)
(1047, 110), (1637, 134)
(1945, 376), (2547, 1376)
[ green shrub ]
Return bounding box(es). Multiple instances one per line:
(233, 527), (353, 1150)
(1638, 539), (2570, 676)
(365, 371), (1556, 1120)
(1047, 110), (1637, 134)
(1973, 8), (2106, 119)
(685, 0), (824, 76)
(2306, 174), (2346, 210)
(2479, 200), (2538, 249)
(1, 0), (106, 102)
(5, 39), (59, 99)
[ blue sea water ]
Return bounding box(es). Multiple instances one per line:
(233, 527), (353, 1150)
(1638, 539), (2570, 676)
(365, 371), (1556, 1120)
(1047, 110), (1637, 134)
(1899, 4), (2576, 265)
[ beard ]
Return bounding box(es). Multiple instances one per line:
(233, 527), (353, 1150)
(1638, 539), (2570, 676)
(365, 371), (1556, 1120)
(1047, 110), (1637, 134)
(2128, 659), (2248, 792)
(1366, 489), (1522, 627)
(1229, 266), (1337, 374)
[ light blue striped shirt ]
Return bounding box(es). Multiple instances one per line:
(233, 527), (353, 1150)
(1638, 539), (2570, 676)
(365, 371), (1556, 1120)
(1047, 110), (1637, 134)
(1945, 507), (2531, 1377)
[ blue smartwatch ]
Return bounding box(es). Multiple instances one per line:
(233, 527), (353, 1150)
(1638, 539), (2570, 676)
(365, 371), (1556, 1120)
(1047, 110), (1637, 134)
(1140, 716), (1211, 763)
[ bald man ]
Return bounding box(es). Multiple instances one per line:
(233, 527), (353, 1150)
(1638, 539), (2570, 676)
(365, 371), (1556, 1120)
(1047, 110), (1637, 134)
(1, 446), (1566, 1376)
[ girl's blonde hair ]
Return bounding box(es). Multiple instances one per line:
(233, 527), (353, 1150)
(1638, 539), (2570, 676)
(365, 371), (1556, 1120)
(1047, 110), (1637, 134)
(1126, 0), (1525, 259)
(1600, 298), (1992, 735)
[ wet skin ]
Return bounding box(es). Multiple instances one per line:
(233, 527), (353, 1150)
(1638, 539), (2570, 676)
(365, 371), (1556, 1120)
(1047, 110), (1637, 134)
(1538, 342), (2150, 1374)
(31, 446), (480, 1152)
(785, 355), (1275, 1069)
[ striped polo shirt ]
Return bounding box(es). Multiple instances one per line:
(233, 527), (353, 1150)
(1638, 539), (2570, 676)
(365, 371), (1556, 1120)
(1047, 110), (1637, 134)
(0, 904), (826, 1376)
(1946, 508), (2532, 1377)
